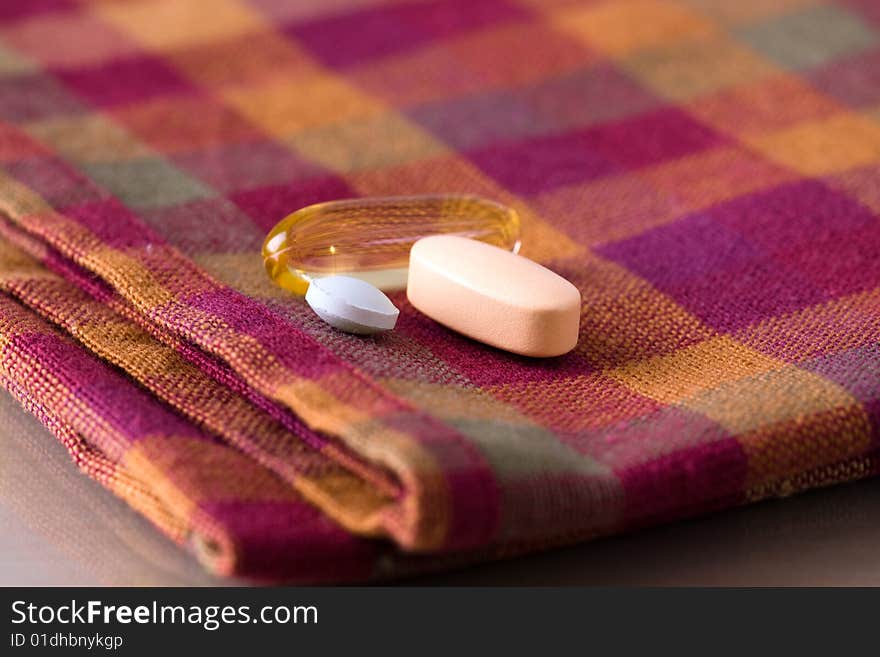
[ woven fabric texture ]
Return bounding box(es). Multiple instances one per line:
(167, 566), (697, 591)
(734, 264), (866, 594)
(0, 0), (879, 581)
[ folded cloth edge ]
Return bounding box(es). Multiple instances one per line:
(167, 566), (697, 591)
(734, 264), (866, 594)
(0, 176), (502, 552)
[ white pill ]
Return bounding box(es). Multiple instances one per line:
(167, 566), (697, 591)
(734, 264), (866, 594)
(305, 275), (399, 335)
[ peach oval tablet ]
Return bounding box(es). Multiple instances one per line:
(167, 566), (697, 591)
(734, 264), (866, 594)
(407, 235), (581, 357)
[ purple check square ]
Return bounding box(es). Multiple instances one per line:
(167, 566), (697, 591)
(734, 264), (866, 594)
(778, 221), (880, 298)
(523, 64), (661, 132)
(711, 180), (878, 253)
(468, 129), (619, 196)
(842, 0), (880, 26)
(586, 107), (724, 168)
(64, 198), (160, 249)
(55, 55), (192, 107)
(0, 73), (85, 122)
(286, 0), (530, 68)
(810, 47), (880, 108)
(618, 437), (747, 524)
(597, 208), (828, 331)
(230, 176), (358, 231)
(0, 0), (73, 21)
(597, 212), (761, 288)
(805, 344), (880, 406)
(285, 3), (437, 68)
(407, 89), (551, 151)
(672, 258), (828, 330)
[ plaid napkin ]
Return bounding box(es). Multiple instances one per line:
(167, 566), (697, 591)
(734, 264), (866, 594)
(0, 0), (879, 581)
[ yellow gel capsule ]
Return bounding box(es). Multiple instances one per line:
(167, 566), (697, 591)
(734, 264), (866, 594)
(262, 195), (521, 295)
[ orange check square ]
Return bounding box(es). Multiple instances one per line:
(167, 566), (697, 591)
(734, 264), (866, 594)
(169, 31), (319, 90)
(223, 73), (385, 138)
(554, 0), (716, 56)
(95, 0), (266, 51)
(747, 112), (880, 176)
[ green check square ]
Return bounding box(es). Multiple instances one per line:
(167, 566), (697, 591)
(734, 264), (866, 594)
(83, 157), (214, 209)
(737, 5), (879, 70)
